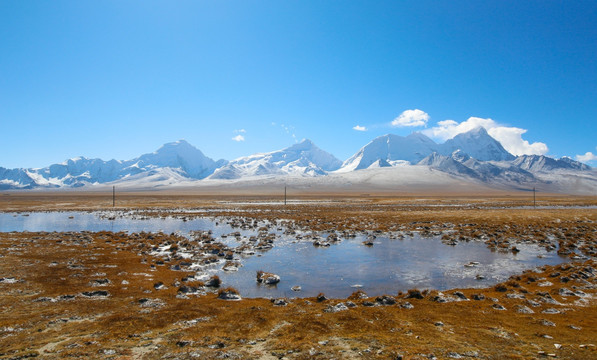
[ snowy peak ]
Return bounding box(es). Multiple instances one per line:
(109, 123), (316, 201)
(135, 139), (217, 179)
(450, 149), (471, 163)
(208, 139), (341, 179)
(339, 133), (440, 172)
(442, 127), (515, 161)
(1, 132), (594, 194)
(286, 138), (315, 151)
(152, 140), (199, 155)
(0, 140), (220, 189)
(406, 132), (436, 144)
(340, 127), (515, 172)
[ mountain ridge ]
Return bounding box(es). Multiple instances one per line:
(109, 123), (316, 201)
(208, 139), (342, 180)
(0, 129), (593, 193)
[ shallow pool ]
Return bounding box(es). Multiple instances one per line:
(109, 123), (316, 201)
(0, 211), (570, 298)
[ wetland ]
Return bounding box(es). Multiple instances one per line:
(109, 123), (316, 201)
(0, 192), (595, 359)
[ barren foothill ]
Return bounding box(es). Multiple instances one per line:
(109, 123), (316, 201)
(0, 191), (595, 359)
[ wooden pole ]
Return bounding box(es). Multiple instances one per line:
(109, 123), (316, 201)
(284, 185), (287, 205)
(533, 187), (536, 209)
(113, 186), (115, 207)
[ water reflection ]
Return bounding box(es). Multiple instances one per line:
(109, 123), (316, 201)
(0, 211), (569, 298)
(216, 234), (568, 298)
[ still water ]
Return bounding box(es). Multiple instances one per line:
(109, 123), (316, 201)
(0, 211), (570, 298)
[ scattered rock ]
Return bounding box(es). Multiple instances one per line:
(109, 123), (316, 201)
(91, 278), (110, 286)
(217, 288), (241, 301)
(206, 275), (221, 288)
(400, 301), (414, 309)
(541, 308), (561, 314)
(81, 290), (109, 298)
(540, 319), (556, 327)
(448, 352), (464, 358)
(375, 295), (396, 305)
(405, 289), (424, 299)
(506, 293), (525, 299)
(256, 270), (280, 285)
(453, 291), (468, 300)
(0, 277), (19, 284)
(362, 239), (374, 246)
(137, 298), (165, 308)
(316, 293), (328, 302)
(515, 305), (535, 314)
(272, 298), (288, 306)
(324, 303), (349, 313)
(349, 290), (368, 300)
(492, 304), (506, 310)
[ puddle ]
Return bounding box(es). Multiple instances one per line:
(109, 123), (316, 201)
(0, 211), (571, 298)
(215, 233), (569, 298)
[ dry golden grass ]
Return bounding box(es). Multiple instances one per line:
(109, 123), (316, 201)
(0, 192), (596, 359)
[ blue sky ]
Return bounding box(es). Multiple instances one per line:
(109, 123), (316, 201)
(1, 1), (596, 168)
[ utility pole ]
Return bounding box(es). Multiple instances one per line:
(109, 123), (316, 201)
(284, 185), (287, 205)
(533, 187), (536, 209)
(113, 186), (115, 208)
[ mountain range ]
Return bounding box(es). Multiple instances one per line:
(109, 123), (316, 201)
(1, 127), (595, 194)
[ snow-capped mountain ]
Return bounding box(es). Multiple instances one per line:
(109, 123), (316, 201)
(0, 130), (594, 194)
(0, 140), (223, 189)
(128, 140), (222, 179)
(339, 127), (514, 172)
(0, 168), (38, 190)
(441, 127), (514, 161)
(208, 139), (341, 180)
(338, 133), (440, 172)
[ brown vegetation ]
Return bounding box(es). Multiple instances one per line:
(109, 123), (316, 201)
(0, 192), (596, 359)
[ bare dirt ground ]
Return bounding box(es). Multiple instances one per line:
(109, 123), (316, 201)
(0, 191), (596, 359)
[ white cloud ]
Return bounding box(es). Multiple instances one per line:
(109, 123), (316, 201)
(391, 109), (430, 127)
(424, 117), (495, 140)
(353, 125), (367, 131)
(423, 116), (548, 156)
(234, 129), (246, 133)
(576, 151), (597, 162)
(231, 135), (245, 142)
